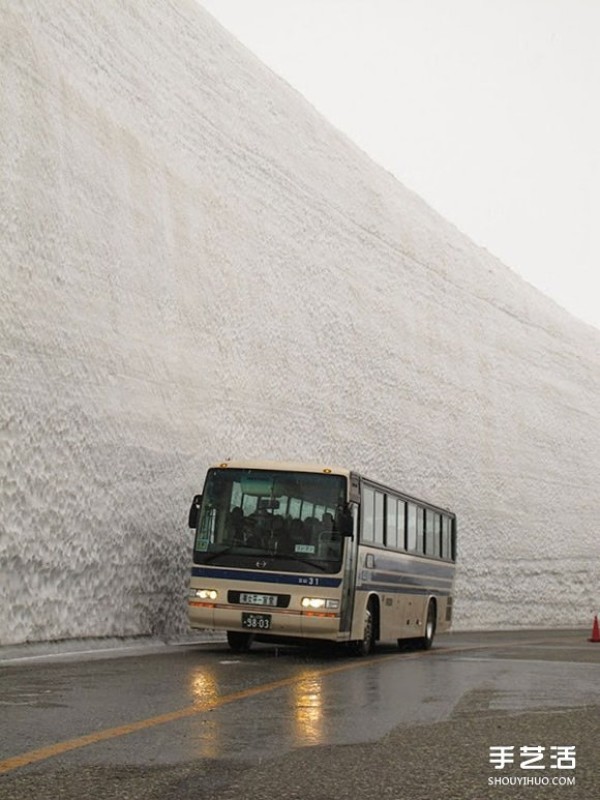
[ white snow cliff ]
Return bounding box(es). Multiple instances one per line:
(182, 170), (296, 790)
(1, 0), (599, 646)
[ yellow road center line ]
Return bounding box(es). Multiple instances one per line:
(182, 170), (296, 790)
(1, 637), (578, 775)
(0, 652), (403, 775)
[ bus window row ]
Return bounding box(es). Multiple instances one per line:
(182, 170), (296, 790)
(360, 484), (455, 561)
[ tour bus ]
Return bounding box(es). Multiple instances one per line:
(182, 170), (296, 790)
(187, 460), (456, 655)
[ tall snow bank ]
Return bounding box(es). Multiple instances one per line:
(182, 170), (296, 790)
(1, 0), (599, 645)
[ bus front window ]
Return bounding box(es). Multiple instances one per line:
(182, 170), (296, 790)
(194, 469), (347, 573)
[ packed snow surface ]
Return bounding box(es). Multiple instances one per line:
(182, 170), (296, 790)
(1, 0), (599, 646)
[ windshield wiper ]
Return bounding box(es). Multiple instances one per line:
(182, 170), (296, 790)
(201, 544), (258, 564)
(200, 546), (334, 573)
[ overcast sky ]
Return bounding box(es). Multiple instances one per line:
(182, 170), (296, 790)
(200, 0), (599, 330)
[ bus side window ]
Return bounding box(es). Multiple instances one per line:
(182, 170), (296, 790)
(362, 485), (374, 542)
(441, 516), (450, 559)
(397, 500), (406, 549)
(425, 509), (433, 554)
(451, 518), (457, 561)
(433, 513), (441, 556)
(386, 496), (397, 548)
(425, 510), (441, 556)
(406, 504), (417, 551)
(374, 491), (385, 545)
(416, 507), (424, 553)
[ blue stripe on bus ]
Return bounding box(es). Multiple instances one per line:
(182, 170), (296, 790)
(369, 554), (455, 578)
(370, 570), (453, 587)
(191, 566), (343, 587)
(359, 582), (452, 597)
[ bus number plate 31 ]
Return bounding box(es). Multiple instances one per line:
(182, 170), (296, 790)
(241, 612), (272, 630)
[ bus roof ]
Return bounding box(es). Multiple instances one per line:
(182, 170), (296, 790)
(208, 460), (352, 477)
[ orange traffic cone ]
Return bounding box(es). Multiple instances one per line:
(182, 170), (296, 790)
(588, 615), (600, 643)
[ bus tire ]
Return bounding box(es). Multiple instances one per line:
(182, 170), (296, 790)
(350, 599), (376, 657)
(420, 601), (437, 650)
(226, 631), (253, 653)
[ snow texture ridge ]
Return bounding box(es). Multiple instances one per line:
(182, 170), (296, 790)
(1, 0), (599, 645)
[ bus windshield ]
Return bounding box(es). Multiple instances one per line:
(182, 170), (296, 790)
(193, 468), (347, 572)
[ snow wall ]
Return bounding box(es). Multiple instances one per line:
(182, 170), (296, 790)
(1, 0), (599, 646)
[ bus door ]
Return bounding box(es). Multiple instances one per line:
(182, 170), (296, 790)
(338, 503), (359, 633)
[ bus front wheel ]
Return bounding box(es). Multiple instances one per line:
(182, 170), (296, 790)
(226, 631), (253, 653)
(350, 600), (375, 657)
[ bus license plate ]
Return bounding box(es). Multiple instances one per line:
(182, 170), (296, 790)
(240, 593), (278, 607)
(242, 613), (272, 630)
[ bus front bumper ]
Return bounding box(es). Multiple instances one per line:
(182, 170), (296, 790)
(188, 602), (341, 641)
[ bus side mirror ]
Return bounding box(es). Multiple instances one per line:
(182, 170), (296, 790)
(188, 494), (202, 529)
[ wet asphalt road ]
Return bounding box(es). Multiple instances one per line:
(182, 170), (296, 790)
(0, 630), (599, 800)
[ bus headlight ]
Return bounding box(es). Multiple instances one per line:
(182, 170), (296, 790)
(189, 588), (218, 601)
(301, 597), (339, 610)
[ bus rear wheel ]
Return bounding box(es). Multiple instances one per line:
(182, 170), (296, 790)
(226, 631), (253, 653)
(420, 601), (437, 650)
(350, 600), (375, 657)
